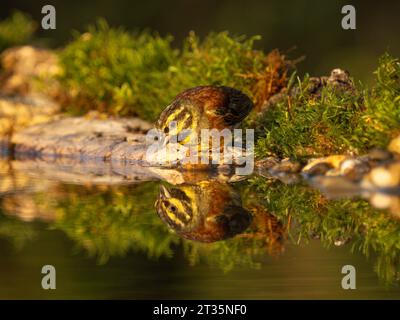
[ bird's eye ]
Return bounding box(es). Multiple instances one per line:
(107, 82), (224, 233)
(164, 127), (169, 134)
(169, 205), (177, 212)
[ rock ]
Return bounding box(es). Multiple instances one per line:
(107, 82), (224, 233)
(361, 162), (400, 189)
(11, 117), (152, 160)
(267, 159), (301, 184)
(2, 194), (56, 222)
(302, 155), (347, 176)
(334, 237), (351, 246)
(0, 94), (60, 138)
(306, 68), (355, 96)
(370, 193), (393, 209)
(369, 193), (400, 219)
(0, 45), (60, 95)
(339, 158), (370, 181)
(271, 158), (301, 173)
(255, 157), (280, 170)
(388, 135), (400, 155)
(302, 162), (333, 176)
(367, 148), (393, 162)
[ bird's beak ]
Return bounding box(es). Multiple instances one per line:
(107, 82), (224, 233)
(159, 185), (171, 199)
(162, 134), (170, 147)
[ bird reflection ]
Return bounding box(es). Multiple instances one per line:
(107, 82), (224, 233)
(155, 180), (252, 242)
(155, 179), (287, 254)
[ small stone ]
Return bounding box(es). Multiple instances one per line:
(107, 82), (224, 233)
(388, 135), (400, 155)
(272, 158), (301, 173)
(368, 148), (392, 161)
(369, 165), (400, 188)
(302, 155), (347, 174)
(255, 157), (279, 170)
(334, 237), (351, 246)
(370, 193), (392, 209)
(339, 158), (370, 181)
(327, 68), (354, 93)
(302, 162), (333, 177)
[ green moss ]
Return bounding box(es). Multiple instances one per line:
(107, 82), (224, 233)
(255, 54), (400, 160)
(57, 20), (291, 121)
(0, 11), (36, 52)
(58, 20), (179, 120)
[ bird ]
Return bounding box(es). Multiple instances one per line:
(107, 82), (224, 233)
(154, 86), (254, 166)
(154, 180), (253, 242)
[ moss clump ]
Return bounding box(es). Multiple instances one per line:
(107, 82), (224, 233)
(58, 20), (178, 120)
(57, 20), (292, 121)
(0, 11), (36, 52)
(255, 54), (400, 160)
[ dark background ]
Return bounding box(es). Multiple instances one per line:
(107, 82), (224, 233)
(1, 0), (399, 81)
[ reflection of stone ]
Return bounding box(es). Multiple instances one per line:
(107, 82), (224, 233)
(303, 155), (347, 176)
(307, 157), (400, 218)
(2, 194), (56, 222)
(302, 153), (396, 182)
(0, 159), (53, 195)
(256, 157), (300, 184)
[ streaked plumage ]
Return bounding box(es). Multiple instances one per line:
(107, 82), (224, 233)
(156, 85), (254, 143)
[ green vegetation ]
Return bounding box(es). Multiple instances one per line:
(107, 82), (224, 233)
(55, 19), (400, 159)
(0, 13), (399, 161)
(57, 20), (290, 121)
(254, 54), (400, 160)
(0, 11), (36, 52)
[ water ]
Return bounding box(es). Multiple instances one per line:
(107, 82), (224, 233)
(1, 158), (400, 299)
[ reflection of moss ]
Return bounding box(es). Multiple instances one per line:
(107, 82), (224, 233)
(58, 19), (291, 121)
(255, 54), (400, 160)
(2, 179), (400, 282)
(46, 182), (279, 271)
(249, 176), (400, 283)
(183, 238), (263, 272)
(51, 182), (180, 264)
(0, 11), (36, 52)
(0, 205), (36, 250)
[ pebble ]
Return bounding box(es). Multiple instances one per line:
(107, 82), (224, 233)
(370, 193), (393, 209)
(368, 163), (400, 188)
(388, 135), (400, 155)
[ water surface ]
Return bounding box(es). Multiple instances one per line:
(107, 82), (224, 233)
(1, 158), (400, 299)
